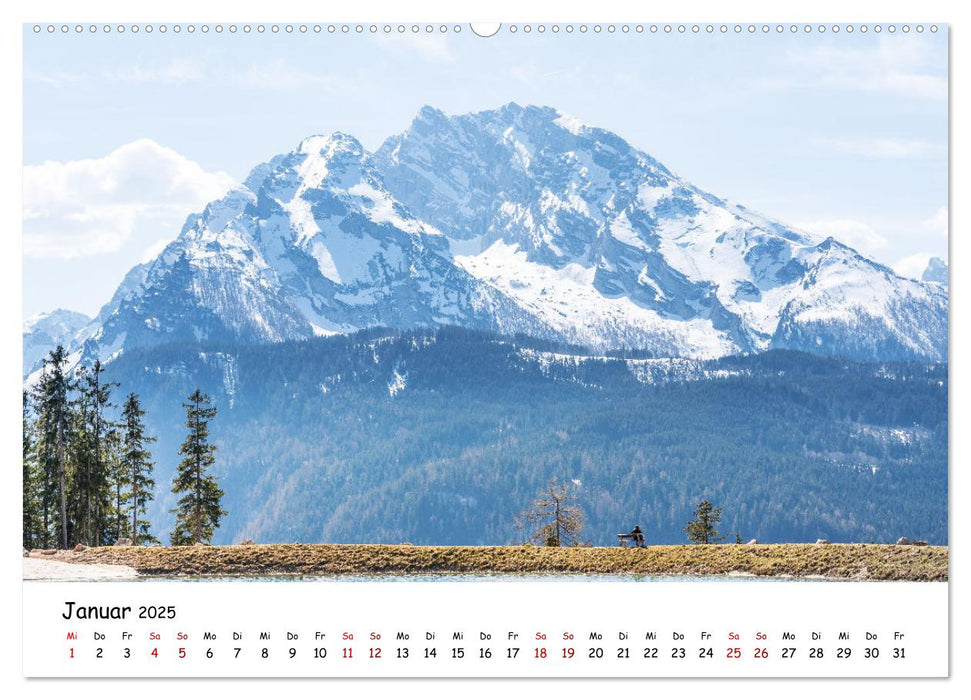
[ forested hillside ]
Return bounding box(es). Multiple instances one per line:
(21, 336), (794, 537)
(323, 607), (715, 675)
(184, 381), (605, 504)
(90, 328), (946, 546)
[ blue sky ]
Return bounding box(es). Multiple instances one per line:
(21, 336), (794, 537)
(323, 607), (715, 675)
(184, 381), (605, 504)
(23, 25), (948, 317)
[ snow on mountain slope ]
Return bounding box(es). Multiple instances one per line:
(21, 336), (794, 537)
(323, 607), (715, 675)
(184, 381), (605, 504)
(771, 240), (948, 360)
(454, 239), (738, 357)
(22, 309), (91, 377)
(28, 103), (947, 368)
(70, 130), (547, 371)
(375, 103), (947, 360)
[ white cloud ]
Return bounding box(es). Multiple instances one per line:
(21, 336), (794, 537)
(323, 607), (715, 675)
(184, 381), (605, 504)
(109, 57), (207, 84)
(25, 68), (87, 88)
(235, 60), (358, 90)
(795, 219), (887, 257)
(372, 32), (453, 62)
(96, 56), (359, 91)
(510, 63), (580, 85)
(510, 64), (537, 84)
(816, 137), (942, 159)
(894, 252), (938, 280)
(790, 36), (946, 100)
(24, 140), (235, 259)
(139, 238), (174, 264)
(923, 206), (948, 238)
(876, 206), (947, 278)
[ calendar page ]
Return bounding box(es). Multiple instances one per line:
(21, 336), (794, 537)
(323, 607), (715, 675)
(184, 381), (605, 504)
(19, 13), (950, 684)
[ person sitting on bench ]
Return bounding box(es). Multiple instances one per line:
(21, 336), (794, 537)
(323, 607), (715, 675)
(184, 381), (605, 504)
(617, 525), (645, 547)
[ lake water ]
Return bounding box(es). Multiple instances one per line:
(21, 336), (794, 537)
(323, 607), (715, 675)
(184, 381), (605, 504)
(127, 572), (841, 583)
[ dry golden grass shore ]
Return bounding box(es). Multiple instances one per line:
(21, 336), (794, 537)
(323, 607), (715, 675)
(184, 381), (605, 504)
(27, 543), (948, 582)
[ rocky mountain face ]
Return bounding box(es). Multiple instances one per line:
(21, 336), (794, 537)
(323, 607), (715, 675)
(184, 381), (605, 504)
(922, 257), (948, 287)
(29, 104), (948, 376)
(373, 104), (947, 361)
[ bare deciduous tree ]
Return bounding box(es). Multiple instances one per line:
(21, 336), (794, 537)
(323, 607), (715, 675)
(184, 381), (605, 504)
(516, 477), (585, 547)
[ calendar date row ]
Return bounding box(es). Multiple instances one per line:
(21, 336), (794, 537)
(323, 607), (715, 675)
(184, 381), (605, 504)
(66, 644), (909, 661)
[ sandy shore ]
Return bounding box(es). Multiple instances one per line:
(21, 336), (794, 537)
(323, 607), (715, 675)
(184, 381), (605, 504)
(23, 556), (139, 581)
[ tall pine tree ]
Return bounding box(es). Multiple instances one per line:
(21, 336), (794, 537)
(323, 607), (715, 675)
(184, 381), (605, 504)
(170, 390), (225, 545)
(683, 500), (728, 544)
(120, 393), (158, 545)
(23, 390), (40, 550)
(68, 362), (118, 546)
(84, 361), (117, 546)
(32, 346), (73, 548)
(67, 364), (94, 546)
(110, 432), (129, 543)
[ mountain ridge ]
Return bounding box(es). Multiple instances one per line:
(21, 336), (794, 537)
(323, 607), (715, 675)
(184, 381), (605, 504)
(25, 103), (947, 377)
(22, 309), (91, 376)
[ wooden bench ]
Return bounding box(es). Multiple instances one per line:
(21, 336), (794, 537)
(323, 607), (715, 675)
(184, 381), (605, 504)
(617, 533), (645, 547)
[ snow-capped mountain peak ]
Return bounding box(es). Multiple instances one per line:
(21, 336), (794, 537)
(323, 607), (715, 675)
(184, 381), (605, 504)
(22, 309), (91, 377)
(922, 256), (948, 287)
(26, 104), (947, 376)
